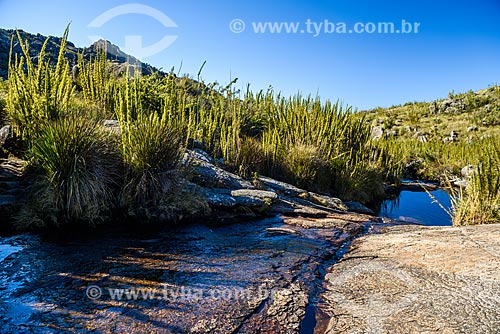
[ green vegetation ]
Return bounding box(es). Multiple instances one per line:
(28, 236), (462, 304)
(255, 96), (389, 201)
(116, 77), (183, 209)
(364, 86), (500, 225)
(2, 26), (499, 227)
(0, 79), (6, 126)
(21, 116), (118, 227)
(452, 139), (500, 225)
(6, 27), (74, 140)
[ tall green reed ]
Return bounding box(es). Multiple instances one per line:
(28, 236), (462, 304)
(6, 25), (74, 140)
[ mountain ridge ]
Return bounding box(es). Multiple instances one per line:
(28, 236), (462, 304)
(0, 28), (161, 79)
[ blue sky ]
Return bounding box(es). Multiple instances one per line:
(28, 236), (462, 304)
(1, 0), (499, 110)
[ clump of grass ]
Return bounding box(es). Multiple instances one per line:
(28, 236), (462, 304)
(453, 138), (500, 225)
(256, 94), (386, 202)
(284, 143), (328, 190)
(20, 116), (119, 227)
(231, 136), (264, 178)
(116, 76), (183, 210)
(119, 113), (183, 206)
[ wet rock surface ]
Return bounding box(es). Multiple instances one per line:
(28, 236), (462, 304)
(0, 215), (374, 333)
(0, 158), (27, 225)
(319, 224), (500, 334)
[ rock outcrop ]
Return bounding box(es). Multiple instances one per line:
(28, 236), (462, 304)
(319, 224), (500, 333)
(0, 28), (160, 79)
(184, 148), (368, 222)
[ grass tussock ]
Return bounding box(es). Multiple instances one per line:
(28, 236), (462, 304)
(452, 138), (500, 225)
(114, 75), (184, 208)
(119, 111), (183, 208)
(256, 96), (388, 201)
(20, 117), (119, 227)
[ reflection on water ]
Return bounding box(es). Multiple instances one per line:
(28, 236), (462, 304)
(378, 189), (453, 226)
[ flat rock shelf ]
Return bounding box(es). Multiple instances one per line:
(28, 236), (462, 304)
(319, 223), (500, 334)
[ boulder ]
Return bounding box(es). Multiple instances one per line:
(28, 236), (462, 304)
(439, 98), (454, 111)
(0, 125), (10, 146)
(387, 130), (398, 137)
(191, 148), (215, 164)
(102, 120), (119, 128)
(453, 179), (469, 188)
(371, 126), (384, 140)
(461, 165), (477, 179)
(345, 201), (375, 215)
(258, 176), (307, 197)
(439, 98), (465, 113)
(300, 192), (348, 211)
(400, 181), (439, 192)
(0, 125), (14, 156)
(0, 158), (26, 222)
(270, 198), (332, 218)
(443, 137), (454, 144)
(403, 159), (423, 180)
(231, 189), (278, 203)
(443, 130), (459, 143)
(201, 187), (267, 209)
(102, 120), (120, 134)
(186, 150), (254, 190)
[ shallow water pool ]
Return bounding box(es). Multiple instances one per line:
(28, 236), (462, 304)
(378, 189), (453, 226)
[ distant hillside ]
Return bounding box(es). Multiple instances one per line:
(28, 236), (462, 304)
(0, 28), (160, 79)
(362, 86), (500, 143)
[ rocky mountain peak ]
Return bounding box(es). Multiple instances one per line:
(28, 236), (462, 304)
(0, 28), (158, 79)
